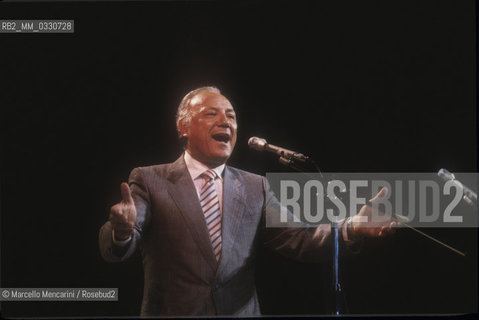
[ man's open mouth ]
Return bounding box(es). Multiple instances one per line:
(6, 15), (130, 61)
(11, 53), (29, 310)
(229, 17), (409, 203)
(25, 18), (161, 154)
(211, 133), (231, 143)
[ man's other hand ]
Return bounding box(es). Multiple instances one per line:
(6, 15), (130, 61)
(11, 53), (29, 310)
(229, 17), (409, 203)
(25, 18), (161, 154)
(349, 187), (398, 239)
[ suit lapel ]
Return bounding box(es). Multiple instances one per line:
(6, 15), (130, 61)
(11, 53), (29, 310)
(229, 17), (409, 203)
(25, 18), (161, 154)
(165, 156), (217, 272)
(217, 167), (247, 277)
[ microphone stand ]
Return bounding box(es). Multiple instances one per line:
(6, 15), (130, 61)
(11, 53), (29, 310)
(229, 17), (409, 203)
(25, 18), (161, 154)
(278, 155), (347, 315)
(249, 135), (472, 312)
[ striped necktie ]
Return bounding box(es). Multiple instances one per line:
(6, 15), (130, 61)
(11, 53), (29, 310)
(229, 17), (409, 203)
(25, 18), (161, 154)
(199, 169), (222, 261)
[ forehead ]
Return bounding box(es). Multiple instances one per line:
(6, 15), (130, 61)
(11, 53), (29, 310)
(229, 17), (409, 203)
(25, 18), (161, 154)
(189, 92), (235, 112)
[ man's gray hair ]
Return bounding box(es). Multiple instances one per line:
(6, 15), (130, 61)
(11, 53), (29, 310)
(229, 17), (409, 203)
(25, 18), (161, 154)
(176, 86), (221, 136)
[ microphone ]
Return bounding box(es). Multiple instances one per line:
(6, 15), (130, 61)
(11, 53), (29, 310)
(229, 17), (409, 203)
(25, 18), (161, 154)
(248, 137), (309, 162)
(438, 168), (477, 206)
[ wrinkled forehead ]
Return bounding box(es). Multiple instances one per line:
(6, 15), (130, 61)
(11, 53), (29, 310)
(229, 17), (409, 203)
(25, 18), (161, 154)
(189, 92), (235, 112)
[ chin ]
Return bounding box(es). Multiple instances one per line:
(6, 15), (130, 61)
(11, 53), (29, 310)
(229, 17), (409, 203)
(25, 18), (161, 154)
(209, 152), (231, 166)
(214, 154), (230, 164)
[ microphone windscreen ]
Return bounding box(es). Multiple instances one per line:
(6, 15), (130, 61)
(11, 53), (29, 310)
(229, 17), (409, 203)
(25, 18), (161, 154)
(248, 137), (267, 151)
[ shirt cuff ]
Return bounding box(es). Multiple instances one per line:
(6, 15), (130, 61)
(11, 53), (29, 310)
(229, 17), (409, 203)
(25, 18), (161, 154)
(112, 229), (132, 246)
(342, 217), (358, 243)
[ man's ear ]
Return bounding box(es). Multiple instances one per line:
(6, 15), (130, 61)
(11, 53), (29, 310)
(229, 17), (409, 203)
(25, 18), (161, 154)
(178, 120), (188, 138)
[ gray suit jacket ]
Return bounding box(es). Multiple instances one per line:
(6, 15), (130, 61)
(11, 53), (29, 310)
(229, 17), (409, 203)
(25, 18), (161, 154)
(99, 155), (348, 316)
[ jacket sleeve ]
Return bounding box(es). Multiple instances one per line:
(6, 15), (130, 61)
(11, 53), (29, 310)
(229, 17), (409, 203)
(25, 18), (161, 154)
(260, 177), (361, 262)
(99, 167), (151, 262)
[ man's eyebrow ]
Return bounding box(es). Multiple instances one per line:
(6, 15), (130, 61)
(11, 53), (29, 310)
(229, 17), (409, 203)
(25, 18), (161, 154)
(201, 106), (236, 113)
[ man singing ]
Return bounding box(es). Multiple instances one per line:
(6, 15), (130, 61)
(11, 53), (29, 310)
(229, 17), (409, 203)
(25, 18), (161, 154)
(99, 86), (394, 316)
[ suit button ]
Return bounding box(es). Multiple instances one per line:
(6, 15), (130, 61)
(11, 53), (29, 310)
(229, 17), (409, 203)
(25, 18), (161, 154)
(214, 284), (220, 290)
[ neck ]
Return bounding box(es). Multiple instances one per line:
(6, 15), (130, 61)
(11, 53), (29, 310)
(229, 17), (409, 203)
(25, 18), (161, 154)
(185, 150), (226, 169)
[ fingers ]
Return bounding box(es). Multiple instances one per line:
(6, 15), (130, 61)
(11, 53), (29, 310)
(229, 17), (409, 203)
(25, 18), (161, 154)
(388, 221), (398, 233)
(394, 213), (410, 223)
(378, 225), (386, 237)
(378, 221), (398, 237)
(109, 203), (134, 226)
(120, 182), (134, 204)
(110, 212), (132, 226)
(110, 206), (135, 237)
(368, 186), (388, 204)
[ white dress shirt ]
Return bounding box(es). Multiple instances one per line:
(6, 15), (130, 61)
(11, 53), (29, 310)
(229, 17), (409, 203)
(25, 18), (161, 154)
(183, 150), (225, 213)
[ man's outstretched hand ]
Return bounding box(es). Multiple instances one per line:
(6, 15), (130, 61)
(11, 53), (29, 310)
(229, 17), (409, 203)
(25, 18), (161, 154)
(110, 183), (137, 241)
(349, 187), (398, 239)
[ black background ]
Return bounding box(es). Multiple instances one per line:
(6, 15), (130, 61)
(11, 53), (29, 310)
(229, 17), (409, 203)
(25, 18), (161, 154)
(0, 0), (477, 318)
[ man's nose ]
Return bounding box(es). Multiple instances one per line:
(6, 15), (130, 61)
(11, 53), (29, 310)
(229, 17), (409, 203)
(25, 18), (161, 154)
(217, 112), (229, 127)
